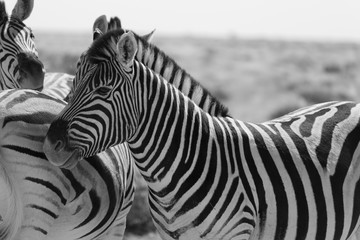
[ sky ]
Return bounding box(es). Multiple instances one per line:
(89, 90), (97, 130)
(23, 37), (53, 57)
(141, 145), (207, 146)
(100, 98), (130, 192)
(7, 0), (360, 42)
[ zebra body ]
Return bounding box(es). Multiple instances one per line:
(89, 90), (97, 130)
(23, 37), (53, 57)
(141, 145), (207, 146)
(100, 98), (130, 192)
(44, 31), (360, 240)
(0, 89), (135, 240)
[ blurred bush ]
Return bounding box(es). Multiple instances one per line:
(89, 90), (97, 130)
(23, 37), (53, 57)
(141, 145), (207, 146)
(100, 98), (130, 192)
(40, 52), (78, 75)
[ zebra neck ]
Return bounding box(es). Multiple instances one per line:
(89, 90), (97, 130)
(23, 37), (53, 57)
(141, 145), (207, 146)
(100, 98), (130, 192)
(127, 61), (235, 192)
(0, 65), (18, 90)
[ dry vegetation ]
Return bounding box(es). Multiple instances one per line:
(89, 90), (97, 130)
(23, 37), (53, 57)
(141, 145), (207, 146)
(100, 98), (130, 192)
(35, 32), (360, 239)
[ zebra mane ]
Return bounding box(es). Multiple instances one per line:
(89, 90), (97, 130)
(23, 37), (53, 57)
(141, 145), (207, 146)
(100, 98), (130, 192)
(134, 34), (229, 116)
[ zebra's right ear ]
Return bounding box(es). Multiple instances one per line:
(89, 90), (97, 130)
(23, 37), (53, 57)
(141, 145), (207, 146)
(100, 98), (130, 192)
(117, 31), (137, 69)
(93, 15), (108, 40)
(0, 1), (7, 22)
(11, 0), (34, 21)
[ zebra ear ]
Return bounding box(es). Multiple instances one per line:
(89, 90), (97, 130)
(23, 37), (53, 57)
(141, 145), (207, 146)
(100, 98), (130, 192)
(0, 1), (7, 22)
(108, 16), (121, 31)
(93, 15), (108, 40)
(117, 31), (137, 68)
(11, 0), (34, 21)
(142, 29), (156, 42)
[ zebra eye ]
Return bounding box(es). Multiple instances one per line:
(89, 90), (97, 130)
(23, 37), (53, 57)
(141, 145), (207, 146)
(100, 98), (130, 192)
(95, 86), (111, 96)
(26, 27), (35, 39)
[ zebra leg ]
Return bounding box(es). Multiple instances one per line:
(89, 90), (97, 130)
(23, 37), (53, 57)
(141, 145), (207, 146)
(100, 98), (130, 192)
(97, 220), (127, 240)
(98, 185), (135, 240)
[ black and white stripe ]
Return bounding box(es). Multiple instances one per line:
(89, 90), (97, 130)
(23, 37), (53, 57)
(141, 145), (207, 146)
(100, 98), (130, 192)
(45, 31), (360, 240)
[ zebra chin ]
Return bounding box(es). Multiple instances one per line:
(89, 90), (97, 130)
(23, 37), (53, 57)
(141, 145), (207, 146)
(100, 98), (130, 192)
(43, 137), (83, 169)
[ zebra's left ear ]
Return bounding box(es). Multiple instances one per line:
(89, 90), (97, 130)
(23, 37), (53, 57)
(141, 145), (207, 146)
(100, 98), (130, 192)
(117, 31), (137, 68)
(11, 0), (34, 21)
(93, 15), (108, 40)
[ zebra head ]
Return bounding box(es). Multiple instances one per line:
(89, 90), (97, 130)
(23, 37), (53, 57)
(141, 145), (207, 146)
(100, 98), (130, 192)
(44, 30), (139, 169)
(0, 0), (44, 90)
(65, 14), (155, 102)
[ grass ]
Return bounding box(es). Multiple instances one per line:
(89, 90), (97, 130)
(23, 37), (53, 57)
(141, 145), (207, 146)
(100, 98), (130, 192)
(35, 31), (360, 239)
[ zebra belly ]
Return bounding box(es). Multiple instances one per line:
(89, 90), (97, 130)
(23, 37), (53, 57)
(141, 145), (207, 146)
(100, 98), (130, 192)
(148, 181), (254, 240)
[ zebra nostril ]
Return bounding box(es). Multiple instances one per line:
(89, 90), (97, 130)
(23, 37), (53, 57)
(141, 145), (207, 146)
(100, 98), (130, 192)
(54, 140), (65, 152)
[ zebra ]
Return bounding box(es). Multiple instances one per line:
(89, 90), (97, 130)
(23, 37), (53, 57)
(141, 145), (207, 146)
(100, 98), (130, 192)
(44, 30), (360, 240)
(0, 0), (76, 100)
(0, 88), (135, 240)
(0, 0), (45, 90)
(0, 0), (75, 100)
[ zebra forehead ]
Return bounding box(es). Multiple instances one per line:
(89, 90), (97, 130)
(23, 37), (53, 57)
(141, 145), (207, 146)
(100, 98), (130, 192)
(0, 17), (27, 38)
(87, 28), (126, 63)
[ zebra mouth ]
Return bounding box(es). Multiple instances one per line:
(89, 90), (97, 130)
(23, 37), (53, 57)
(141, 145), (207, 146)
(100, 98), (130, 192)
(58, 149), (82, 169)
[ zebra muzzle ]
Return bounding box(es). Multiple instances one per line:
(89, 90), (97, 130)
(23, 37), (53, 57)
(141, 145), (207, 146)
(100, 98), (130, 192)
(43, 136), (82, 169)
(17, 52), (45, 90)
